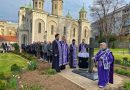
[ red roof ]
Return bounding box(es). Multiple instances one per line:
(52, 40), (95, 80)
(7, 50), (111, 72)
(0, 35), (17, 42)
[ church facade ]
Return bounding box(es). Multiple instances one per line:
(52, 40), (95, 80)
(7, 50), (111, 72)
(18, 0), (91, 47)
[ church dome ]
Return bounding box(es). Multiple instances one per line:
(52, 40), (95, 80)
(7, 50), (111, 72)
(80, 3), (87, 13)
(66, 11), (72, 19)
(26, 2), (33, 9)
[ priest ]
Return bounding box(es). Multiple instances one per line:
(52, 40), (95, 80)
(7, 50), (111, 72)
(52, 34), (62, 72)
(69, 39), (77, 68)
(79, 39), (88, 53)
(93, 42), (114, 88)
(78, 39), (89, 68)
(60, 36), (69, 70)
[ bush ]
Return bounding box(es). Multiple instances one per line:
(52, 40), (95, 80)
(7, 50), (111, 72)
(115, 57), (130, 67)
(111, 42), (116, 49)
(28, 61), (37, 70)
(124, 82), (130, 90)
(0, 73), (6, 80)
(11, 64), (21, 73)
(115, 59), (121, 64)
(8, 76), (18, 90)
(12, 43), (19, 52)
(0, 80), (7, 90)
(115, 68), (130, 77)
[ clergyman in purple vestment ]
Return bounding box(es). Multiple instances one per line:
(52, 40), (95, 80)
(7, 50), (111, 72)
(69, 39), (77, 68)
(60, 36), (69, 70)
(94, 42), (114, 88)
(52, 34), (62, 72)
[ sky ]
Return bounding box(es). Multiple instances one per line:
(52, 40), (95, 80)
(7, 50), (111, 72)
(0, 0), (130, 23)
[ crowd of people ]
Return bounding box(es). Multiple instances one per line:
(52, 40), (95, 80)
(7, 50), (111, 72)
(1, 42), (12, 53)
(21, 41), (53, 63)
(22, 34), (89, 72)
(21, 34), (114, 88)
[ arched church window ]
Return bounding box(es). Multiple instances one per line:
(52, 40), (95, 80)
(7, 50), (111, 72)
(73, 28), (75, 37)
(38, 22), (41, 33)
(84, 29), (87, 37)
(30, 22), (32, 33)
(22, 15), (24, 21)
(9, 31), (12, 36)
(39, 2), (41, 8)
(82, 14), (84, 19)
(51, 25), (54, 35)
(55, 4), (57, 9)
(64, 27), (66, 35)
(35, 2), (37, 7)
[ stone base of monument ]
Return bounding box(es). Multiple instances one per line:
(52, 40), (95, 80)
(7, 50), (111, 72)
(72, 69), (98, 81)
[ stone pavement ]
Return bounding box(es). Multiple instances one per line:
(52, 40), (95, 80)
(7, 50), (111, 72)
(59, 68), (124, 90)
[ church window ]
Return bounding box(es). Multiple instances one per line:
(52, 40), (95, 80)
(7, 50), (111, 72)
(64, 27), (66, 35)
(85, 14), (86, 18)
(35, 2), (37, 7)
(82, 14), (84, 18)
(38, 22), (41, 33)
(55, 4), (57, 9)
(9, 31), (12, 36)
(22, 15), (24, 21)
(73, 28), (75, 37)
(84, 29), (87, 37)
(51, 25), (54, 35)
(30, 21), (32, 33)
(80, 14), (82, 19)
(39, 2), (41, 8)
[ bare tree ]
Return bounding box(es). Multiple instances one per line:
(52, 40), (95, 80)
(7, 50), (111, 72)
(90, 0), (125, 44)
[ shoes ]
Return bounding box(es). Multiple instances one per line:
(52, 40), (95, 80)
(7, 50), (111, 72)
(99, 85), (104, 88)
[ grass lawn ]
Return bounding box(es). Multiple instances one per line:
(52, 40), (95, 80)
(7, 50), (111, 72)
(94, 48), (130, 60)
(0, 53), (28, 73)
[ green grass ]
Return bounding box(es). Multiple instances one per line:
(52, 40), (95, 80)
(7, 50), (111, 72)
(0, 53), (28, 73)
(94, 48), (129, 53)
(94, 48), (130, 60)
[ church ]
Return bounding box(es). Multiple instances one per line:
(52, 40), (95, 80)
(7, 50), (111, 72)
(18, 0), (91, 47)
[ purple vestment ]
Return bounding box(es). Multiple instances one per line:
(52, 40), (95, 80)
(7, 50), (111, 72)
(69, 44), (77, 68)
(60, 41), (68, 65)
(81, 44), (87, 52)
(56, 40), (62, 66)
(94, 49), (114, 87)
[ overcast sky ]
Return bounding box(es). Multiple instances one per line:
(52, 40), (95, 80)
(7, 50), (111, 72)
(0, 0), (129, 23)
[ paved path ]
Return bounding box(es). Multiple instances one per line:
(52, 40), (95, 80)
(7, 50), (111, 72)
(59, 69), (124, 90)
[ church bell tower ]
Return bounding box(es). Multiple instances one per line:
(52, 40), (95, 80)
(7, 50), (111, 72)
(32, 0), (44, 10)
(79, 3), (87, 20)
(52, 0), (63, 16)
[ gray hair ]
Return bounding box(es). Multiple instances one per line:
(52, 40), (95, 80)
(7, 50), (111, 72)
(100, 42), (107, 47)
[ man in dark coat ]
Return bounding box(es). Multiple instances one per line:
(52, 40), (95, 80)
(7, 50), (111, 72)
(35, 42), (41, 59)
(52, 34), (62, 72)
(47, 41), (53, 63)
(2, 43), (6, 53)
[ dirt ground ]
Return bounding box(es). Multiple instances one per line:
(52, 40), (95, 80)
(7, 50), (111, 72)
(19, 61), (84, 90)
